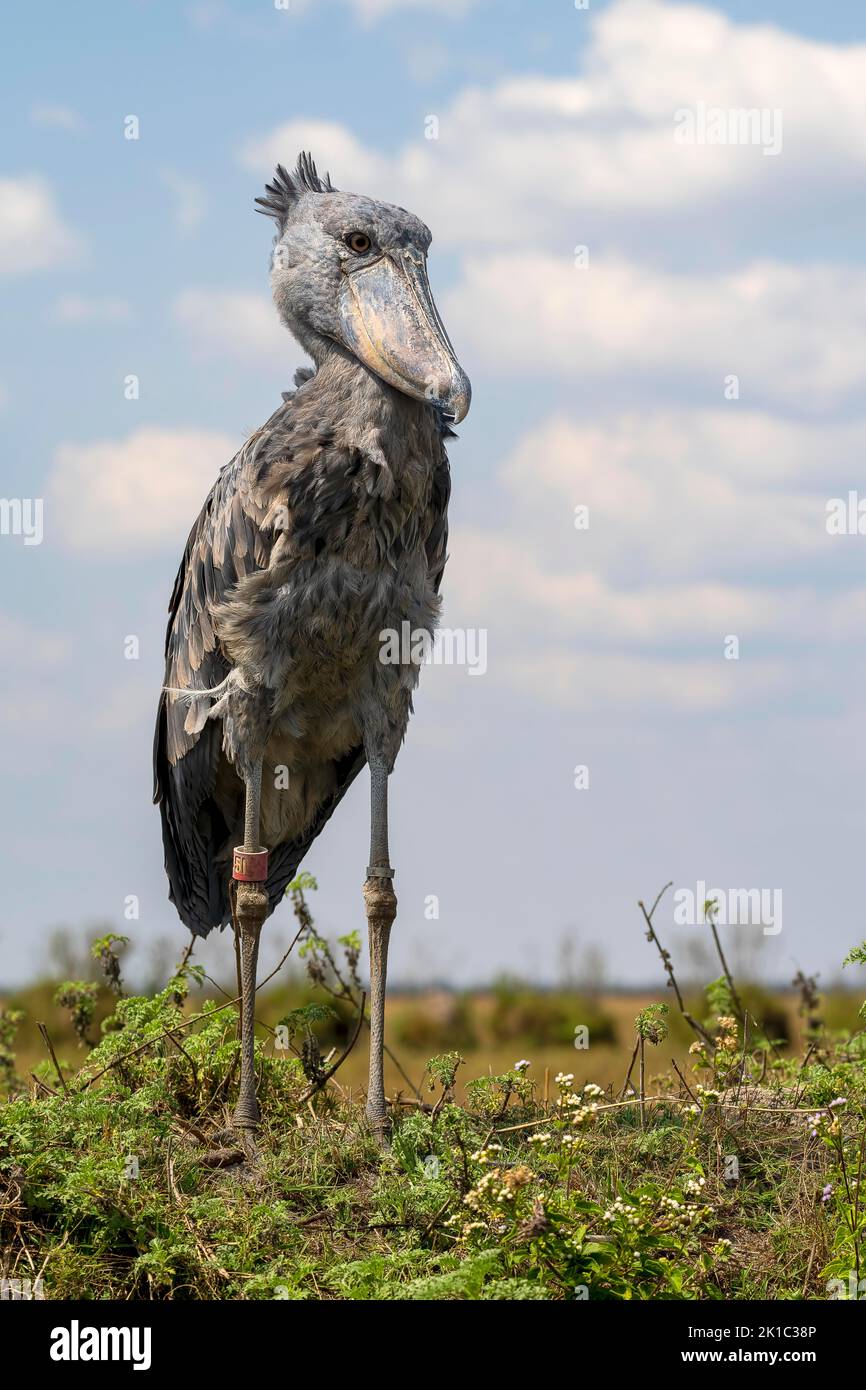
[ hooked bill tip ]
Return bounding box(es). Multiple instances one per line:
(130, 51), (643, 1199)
(443, 368), (471, 424)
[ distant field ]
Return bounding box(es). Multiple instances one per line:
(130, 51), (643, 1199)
(5, 977), (862, 1100)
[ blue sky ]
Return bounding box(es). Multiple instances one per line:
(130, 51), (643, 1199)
(3, 0), (866, 992)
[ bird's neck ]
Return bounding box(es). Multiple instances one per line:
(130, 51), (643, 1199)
(302, 343), (439, 470)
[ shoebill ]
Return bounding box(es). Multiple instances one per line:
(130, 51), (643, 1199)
(153, 153), (470, 1138)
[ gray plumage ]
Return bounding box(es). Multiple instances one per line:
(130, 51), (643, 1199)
(153, 154), (466, 939)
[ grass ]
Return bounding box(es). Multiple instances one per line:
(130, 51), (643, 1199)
(1, 884), (865, 1301)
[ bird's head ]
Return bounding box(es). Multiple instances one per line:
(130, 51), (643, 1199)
(257, 153), (471, 424)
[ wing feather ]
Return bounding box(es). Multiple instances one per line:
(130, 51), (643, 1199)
(153, 434), (273, 936)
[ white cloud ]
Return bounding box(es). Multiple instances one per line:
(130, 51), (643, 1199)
(232, 4), (866, 419)
(52, 295), (130, 323)
(493, 410), (860, 582)
(173, 288), (286, 362)
(238, 0), (866, 245)
(239, 119), (390, 196)
(47, 427), (238, 551)
(345, 0), (478, 20)
(160, 169), (207, 234)
(186, 1), (231, 32)
(286, 0), (478, 20)
(30, 104), (86, 133)
(442, 519), (855, 710)
(0, 612), (69, 730)
(0, 175), (83, 275)
(439, 405), (866, 710)
(141, 0), (866, 713)
(403, 38), (451, 84)
(91, 684), (158, 733)
(448, 524), (863, 650)
(500, 647), (787, 714)
(443, 255), (866, 410)
(199, 217), (866, 415)
(0, 613), (68, 668)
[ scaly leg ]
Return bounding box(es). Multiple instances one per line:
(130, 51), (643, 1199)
(232, 762), (268, 1131)
(364, 761), (397, 1140)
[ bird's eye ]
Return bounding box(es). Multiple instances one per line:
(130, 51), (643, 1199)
(346, 231), (372, 255)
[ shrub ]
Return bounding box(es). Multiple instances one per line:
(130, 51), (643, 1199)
(392, 994), (478, 1051)
(489, 978), (616, 1047)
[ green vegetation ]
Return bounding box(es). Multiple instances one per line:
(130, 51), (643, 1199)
(0, 888), (864, 1301)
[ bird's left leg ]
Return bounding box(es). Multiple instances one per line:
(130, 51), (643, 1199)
(232, 761), (268, 1133)
(364, 759), (397, 1141)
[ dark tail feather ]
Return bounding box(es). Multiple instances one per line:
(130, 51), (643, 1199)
(154, 696), (230, 938)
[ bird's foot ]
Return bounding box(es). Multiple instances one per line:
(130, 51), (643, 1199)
(235, 1127), (262, 1164)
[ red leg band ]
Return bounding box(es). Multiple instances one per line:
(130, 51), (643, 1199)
(233, 847), (269, 882)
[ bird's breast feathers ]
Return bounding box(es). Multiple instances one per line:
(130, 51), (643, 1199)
(161, 372), (450, 770)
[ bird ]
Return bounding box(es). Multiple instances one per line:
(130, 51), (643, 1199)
(153, 153), (470, 1138)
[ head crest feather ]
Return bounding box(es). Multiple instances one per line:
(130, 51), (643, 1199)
(255, 153), (336, 231)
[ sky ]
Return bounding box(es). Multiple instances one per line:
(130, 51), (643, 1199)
(2, 0), (866, 993)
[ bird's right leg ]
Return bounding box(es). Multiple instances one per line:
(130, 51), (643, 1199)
(232, 760), (268, 1133)
(364, 759), (397, 1142)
